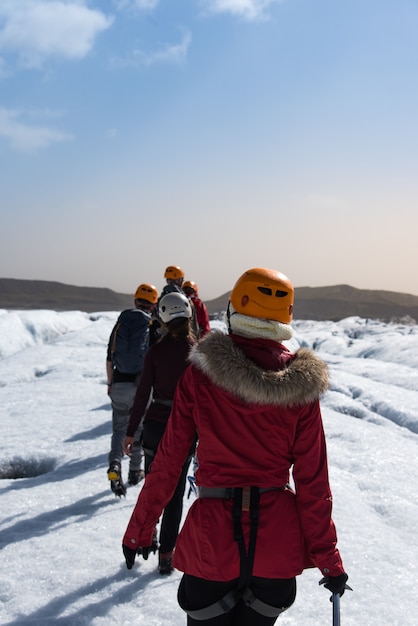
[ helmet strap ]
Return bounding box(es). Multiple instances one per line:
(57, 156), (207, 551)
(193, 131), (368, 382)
(226, 301), (234, 334)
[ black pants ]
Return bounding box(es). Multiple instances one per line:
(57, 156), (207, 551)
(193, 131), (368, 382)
(143, 419), (193, 554)
(178, 575), (296, 626)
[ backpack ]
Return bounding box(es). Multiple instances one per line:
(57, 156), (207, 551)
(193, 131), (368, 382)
(159, 283), (184, 300)
(110, 309), (150, 374)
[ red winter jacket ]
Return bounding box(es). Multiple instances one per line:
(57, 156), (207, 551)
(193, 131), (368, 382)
(123, 331), (345, 581)
(189, 295), (211, 337)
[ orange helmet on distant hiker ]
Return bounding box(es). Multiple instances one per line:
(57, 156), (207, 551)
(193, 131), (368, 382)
(229, 268), (294, 324)
(134, 283), (158, 304)
(183, 280), (198, 295)
(164, 265), (185, 280)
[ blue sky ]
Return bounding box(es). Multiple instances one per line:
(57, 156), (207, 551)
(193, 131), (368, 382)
(1, 0), (417, 301)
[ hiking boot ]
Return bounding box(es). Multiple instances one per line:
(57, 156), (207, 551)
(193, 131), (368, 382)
(128, 469), (145, 485)
(110, 479), (126, 497)
(107, 462), (121, 481)
(158, 551), (174, 575)
(108, 463), (126, 498)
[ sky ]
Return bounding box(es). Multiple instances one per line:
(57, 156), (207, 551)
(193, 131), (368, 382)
(1, 0), (418, 301)
(1, 310), (418, 625)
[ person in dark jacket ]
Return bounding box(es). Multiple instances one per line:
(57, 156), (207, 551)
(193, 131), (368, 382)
(123, 291), (196, 574)
(122, 268), (349, 624)
(106, 283), (158, 496)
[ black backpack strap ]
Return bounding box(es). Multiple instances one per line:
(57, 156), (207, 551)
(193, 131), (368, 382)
(247, 487), (260, 588)
(232, 486), (260, 592)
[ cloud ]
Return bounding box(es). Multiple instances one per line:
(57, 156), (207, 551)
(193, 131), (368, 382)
(114, 0), (159, 10)
(0, 107), (73, 152)
(111, 28), (192, 68)
(0, 1), (113, 69)
(200, 0), (284, 21)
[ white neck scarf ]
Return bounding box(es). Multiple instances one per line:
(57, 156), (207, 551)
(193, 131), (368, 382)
(225, 305), (294, 342)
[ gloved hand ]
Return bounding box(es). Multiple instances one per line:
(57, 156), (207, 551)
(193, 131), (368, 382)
(139, 546), (151, 560)
(319, 573), (350, 597)
(122, 543), (156, 569)
(122, 544), (137, 570)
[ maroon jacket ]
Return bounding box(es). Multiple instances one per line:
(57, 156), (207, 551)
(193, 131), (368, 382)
(126, 334), (195, 436)
(190, 295), (211, 337)
(123, 331), (345, 580)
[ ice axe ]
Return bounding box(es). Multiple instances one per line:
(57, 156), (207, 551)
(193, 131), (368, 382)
(332, 592), (340, 626)
(319, 577), (352, 625)
(330, 585), (353, 625)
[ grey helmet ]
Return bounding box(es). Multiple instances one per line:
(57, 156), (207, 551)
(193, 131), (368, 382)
(159, 292), (192, 323)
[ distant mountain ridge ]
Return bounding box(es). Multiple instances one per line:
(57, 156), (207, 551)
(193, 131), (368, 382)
(1, 278), (417, 323)
(0, 279), (132, 313)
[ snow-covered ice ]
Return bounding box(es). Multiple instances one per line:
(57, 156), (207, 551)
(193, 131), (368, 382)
(1, 310), (417, 625)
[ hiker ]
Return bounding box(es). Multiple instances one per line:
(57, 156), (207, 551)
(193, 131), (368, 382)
(122, 267), (349, 624)
(155, 265), (200, 340)
(183, 280), (211, 338)
(160, 265), (186, 297)
(123, 291), (197, 574)
(152, 265), (186, 340)
(106, 283), (158, 497)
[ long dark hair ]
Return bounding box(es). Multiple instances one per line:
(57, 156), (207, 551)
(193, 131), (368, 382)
(164, 317), (195, 341)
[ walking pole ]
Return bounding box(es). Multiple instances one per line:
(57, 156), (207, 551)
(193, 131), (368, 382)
(320, 576), (351, 624)
(332, 592), (340, 626)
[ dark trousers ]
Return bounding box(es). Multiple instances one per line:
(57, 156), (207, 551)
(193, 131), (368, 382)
(178, 575), (296, 626)
(143, 419), (192, 554)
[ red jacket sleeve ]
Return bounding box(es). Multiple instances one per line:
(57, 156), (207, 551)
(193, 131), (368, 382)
(193, 297), (211, 337)
(292, 401), (344, 576)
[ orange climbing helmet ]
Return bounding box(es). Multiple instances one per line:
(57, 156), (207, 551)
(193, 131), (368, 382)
(134, 283), (158, 304)
(229, 268), (294, 324)
(164, 265), (185, 280)
(183, 280), (198, 295)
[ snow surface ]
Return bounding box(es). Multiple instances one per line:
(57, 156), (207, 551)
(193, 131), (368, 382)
(1, 310), (418, 625)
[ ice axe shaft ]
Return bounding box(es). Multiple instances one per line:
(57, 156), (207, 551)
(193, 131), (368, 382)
(332, 593), (340, 626)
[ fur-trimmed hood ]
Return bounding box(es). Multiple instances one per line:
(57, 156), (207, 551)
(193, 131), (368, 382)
(189, 331), (329, 407)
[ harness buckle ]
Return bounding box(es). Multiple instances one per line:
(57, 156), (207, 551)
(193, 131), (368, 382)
(241, 486), (251, 511)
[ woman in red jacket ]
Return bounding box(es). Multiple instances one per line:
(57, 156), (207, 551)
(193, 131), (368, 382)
(122, 268), (349, 625)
